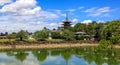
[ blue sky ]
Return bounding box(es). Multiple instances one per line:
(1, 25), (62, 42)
(38, 0), (120, 20)
(0, 0), (120, 32)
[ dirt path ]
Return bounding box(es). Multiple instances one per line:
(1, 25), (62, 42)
(0, 43), (120, 49)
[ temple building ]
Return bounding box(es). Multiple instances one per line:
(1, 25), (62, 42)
(62, 13), (71, 29)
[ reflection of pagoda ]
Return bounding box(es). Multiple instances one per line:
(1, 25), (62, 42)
(62, 13), (71, 29)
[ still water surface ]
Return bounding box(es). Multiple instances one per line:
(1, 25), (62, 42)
(0, 47), (120, 65)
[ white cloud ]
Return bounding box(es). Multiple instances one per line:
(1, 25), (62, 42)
(0, 59), (40, 65)
(78, 6), (84, 10)
(84, 7), (112, 17)
(97, 20), (105, 23)
(39, 11), (58, 19)
(0, 0), (59, 32)
(54, 9), (66, 17)
(67, 6), (84, 12)
(84, 7), (96, 12)
(0, 21), (60, 33)
(98, 7), (110, 12)
(50, 23), (57, 26)
(81, 20), (92, 24)
(67, 9), (76, 12)
(71, 18), (78, 22)
(0, 0), (58, 17)
(0, 0), (38, 15)
(0, 0), (13, 6)
(19, 7), (41, 15)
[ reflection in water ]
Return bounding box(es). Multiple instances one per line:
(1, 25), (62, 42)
(0, 47), (120, 65)
(15, 51), (28, 62)
(32, 50), (49, 62)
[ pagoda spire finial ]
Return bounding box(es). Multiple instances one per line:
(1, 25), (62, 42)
(66, 13), (68, 20)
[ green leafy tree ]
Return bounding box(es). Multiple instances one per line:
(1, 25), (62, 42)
(10, 32), (17, 39)
(74, 23), (87, 32)
(97, 39), (113, 50)
(16, 30), (28, 41)
(110, 33), (120, 44)
(75, 35), (84, 40)
(93, 23), (104, 41)
(51, 31), (62, 39)
(102, 20), (120, 40)
(7, 34), (12, 42)
(65, 26), (74, 32)
(34, 30), (48, 41)
(62, 30), (75, 41)
(74, 21), (104, 41)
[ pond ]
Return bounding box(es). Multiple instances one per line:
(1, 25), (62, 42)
(0, 47), (120, 65)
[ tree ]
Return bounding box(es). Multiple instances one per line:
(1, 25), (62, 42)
(16, 30), (28, 41)
(101, 20), (120, 40)
(0, 32), (5, 36)
(62, 30), (75, 41)
(7, 32), (17, 41)
(5, 32), (8, 36)
(34, 30), (48, 41)
(97, 39), (113, 50)
(93, 23), (104, 41)
(10, 32), (17, 39)
(65, 26), (74, 32)
(51, 31), (62, 39)
(75, 35), (84, 40)
(74, 23), (87, 32)
(86, 21), (98, 36)
(7, 34), (12, 42)
(110, 33), (120, 44)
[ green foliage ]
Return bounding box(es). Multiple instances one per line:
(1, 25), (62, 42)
(75, 35), (84, 40)
(51, 31), (62, 39)
(7, 33), (17, 42)
(65, 26), (74, 32)
(7, 34), (12, 42)
(94, 23), (104, 41)
(0, 39), (15, 43)
(61, 49), (71, 61)
(23, 39), (37, 43)
(74, 20), (120, 42)
(110, 33), (120, 44)
(101, 20), (120, 40)
(51, 49), (61, 56)
(62, 30), (75, 41)
(74, 23), (87, 32)
(32, 50), (49, 62)
(15, 52), (28, 62)
(16, 30), (28, 41)
(33, 30), (48, 41)
(46, 39), (63, 43)
(8, 32), (17, 39)
(74, 21), (104, 41)
(86, 21), (97, 35)
(97, 39), (113, 50)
